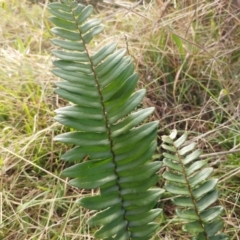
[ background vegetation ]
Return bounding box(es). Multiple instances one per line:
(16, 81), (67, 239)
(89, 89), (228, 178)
(0, 0), (240, 239)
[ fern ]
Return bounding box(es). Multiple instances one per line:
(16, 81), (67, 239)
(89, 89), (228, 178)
(161, 130), (228, 240)
(49, 0), (164, 239)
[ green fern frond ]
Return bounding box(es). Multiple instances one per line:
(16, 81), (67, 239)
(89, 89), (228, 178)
(49, 1), (164, 239)
(161, 129), (228, 240)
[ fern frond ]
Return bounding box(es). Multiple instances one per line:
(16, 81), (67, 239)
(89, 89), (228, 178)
(161, 129), (228, 240)
(49, 1), (164, 239)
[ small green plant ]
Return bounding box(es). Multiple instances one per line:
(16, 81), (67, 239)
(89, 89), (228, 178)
(49, 0), (163, 239)
(49, 0), (228, 239)
(161, 130), (228, 240)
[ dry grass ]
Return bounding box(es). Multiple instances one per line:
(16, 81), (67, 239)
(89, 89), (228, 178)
(0, 0), (240, 239)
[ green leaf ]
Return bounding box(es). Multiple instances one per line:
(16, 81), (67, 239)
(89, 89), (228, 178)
(194, 233), (229, 240)
(113, 122), (158, 151)
(54, 115), (107, 132)
(169, 129), (178, 139)
(172, 196), (194, 207)
(60, 146), (86, 162)
(120, 175), (160, 195)
(174, 133), (188, 148)
(49, 17), (78, 30)
(186, 160), (208, 176)
(51, 50), (89, 61)
(111, 107), (154, 137)
(52, 68), (95, 85)
(80, 19), (102, 34)
(51, 39), (85, 51)
(162, 136), (174, 144)
(115, 138), (156, 164)
(125, 197), (162, 215)
(55, 105), (104, 120)
(94, 217), (127, 239)
(183, 149), (202, 165)
(131, 237), (151, 240)
(117, 162), (161, 177)
(119, 172), (157, 190)
(109, 229), (131, 240)
(100, 180), (119, 195)
(119, 163), (161, 183)
(197, 190), (219, 212)
(165, 183), (189, 195)
(88, 204), (123, 226)
(123, 189), (162, 207)
(130, 223), (159, 238)
(163, 152), (179, 161)
(95, 49), (126, 77)
(204, 218), (224, 237)
(55, 88), (101, 107)
(53, 60), (92, 74)
(161, 143), (176, 152)
(176, 209), (199, 220)
(83, 25), (104, 44)
(61, 145), (112, 162)
(183, 221), (204, 234)
(48, 2), (71, 11)
(73, 3), (85, 16)
(101, 58), (134, 100)
(102, 62), (134, 100)
(189, 168), (213, 187)
(61, 158), (114, 178)
(163, 158), (182, 171)
(116, 141), (157, 170)
(51, 28), (80, 41)
(55, 81), (98, 97)
(48, 7), (75, 21)
(54, 132), (109, 146)
(200, 206), (223, 222)
(114, 132), (155, 156)
(69, 170), (117, 189)
(91, 42), (117, 66)
(108, 89), (145, 123)
(193, 179), (218, 199)
(127, 209), (162, 227)
(79, 193), (121, 210)
(207, 234), (229, 240)
(179, 142), (196, 155)
(77, 5), (93, 24)
(163, 171), (186, 184)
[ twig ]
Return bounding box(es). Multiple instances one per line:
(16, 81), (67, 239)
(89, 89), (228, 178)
(103, 0), (152, 22)
(158, 0), (171, 20)
(200, 149), (240, 159)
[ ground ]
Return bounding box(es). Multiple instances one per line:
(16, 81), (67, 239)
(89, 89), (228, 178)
(1, 0), (240, 239)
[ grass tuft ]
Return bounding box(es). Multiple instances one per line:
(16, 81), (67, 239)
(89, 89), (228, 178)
(1, 0), (240, 239)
